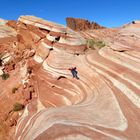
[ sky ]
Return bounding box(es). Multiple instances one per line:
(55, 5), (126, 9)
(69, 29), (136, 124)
(0, 0), (140, 27)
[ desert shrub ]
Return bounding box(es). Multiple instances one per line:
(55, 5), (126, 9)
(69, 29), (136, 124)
(1, 73), (9, 80)
(96, 40), (106, 49)
(87, 39), (96, 49)
(87, 39), (105, 49)
(12, 87), (18, 93)
(13, 102), (24, 111)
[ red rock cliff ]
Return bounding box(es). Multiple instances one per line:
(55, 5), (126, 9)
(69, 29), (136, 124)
(66, 17), (105, 31)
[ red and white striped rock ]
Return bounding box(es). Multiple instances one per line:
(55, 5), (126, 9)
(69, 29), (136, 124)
(19, 16), (87, 54)
(0, 16), (140, 140)
(16, 21), (140, 140)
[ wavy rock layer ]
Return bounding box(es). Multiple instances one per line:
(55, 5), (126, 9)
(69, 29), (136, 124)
(0, 16), (140, 140)
(15, 17), (140, 140)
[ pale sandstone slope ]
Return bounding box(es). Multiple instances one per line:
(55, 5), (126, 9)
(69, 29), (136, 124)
(0, 16), (140, 140)
(16, 17), (140, 140)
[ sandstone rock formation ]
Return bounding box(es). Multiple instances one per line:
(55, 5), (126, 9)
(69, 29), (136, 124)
(0, 16), (140, 140)
(66, 17), (104, 31)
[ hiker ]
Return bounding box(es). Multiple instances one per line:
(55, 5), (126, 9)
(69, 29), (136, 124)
(68, 67), (79, 79)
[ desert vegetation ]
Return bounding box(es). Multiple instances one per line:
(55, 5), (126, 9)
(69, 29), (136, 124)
(1, 73), (9, 80)
(13, 102), (24, 111)
(87, 39), (105, 49)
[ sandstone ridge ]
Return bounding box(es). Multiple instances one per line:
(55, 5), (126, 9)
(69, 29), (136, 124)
(66, 17), (104, 31)
(0, 15), (140, 140)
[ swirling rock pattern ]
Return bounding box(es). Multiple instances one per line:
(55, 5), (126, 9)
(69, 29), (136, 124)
(0, 16), (140, 140)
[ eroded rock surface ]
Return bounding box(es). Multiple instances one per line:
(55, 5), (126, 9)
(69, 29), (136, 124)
(66, 17), (104, 31)
(0, 16), (140, 140)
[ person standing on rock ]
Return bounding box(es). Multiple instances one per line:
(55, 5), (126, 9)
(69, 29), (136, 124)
(68, 67), (79, 79)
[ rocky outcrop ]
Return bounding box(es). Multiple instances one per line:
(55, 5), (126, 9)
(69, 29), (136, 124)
(6, 20), (17, 30)
(0, 16), (140, 140)
(66, 17), (104, 31)
(122, 20), (140, 29)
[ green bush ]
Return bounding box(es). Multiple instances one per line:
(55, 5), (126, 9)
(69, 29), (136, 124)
(1, 73), (9, 80)
(96, 41), (106, 49)
(13, 102), (24, 111)
(87, 39), (105, 49)
(87, 39), (96, 49)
